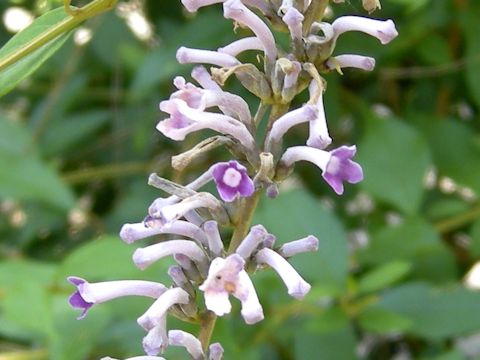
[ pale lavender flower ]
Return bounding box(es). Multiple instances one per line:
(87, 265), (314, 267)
(191, 66), (223, 91)
(158, 193), (227, 227)
(171, 76), (251, 125)
(218, 37), (264, 56)
(278, 235), (319, 257)
(326, 54), (376, 71)
(137, 287), (190, 330)
(199, 254), (264, 323)
(235, 224), (267, 259)
(280, 145), (364, 194)
(282, 60), (302, 101)
(212, 160), (255, 202)
(68, 277), (166, 319)
(282, 7), (304, 44)
(168, 330), (204, 360)
(119, 220), (207, 245)
(307, 81), (332, 149)
(174, 253), (203, 283)
(133, 239), (207, 271)
(143, 320), (168, 355)
(157, 99), (256, 149)
(209, 343), (224, 360)
(332, 16), (398, 44)
(223, 0), (277, 63)
(168, 266), (195, 296)
(255, 248), (311, 299)
(177, 46), (240, 67)
(101, 357), (166, 360)
(265, 105), (318, 151)
(236, 269), (264, 324)
(203, 220), (224, 256)
(181, 0), (222, 12)
(277, 0), (311, 15)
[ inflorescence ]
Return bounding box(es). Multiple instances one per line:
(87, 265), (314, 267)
(68, 0), (397, 358)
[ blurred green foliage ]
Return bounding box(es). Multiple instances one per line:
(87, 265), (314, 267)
(1, 0), (480, 359)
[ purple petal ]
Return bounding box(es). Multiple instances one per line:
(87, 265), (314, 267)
(323, 145), (363, 195)
(330, 145), (357, 160)
(216, 182), (239, 202)
(212, 160), (254, 202)
(322, 172), (345, 195)
(67, 277), (94, 320)
(238, 172), (255, 197)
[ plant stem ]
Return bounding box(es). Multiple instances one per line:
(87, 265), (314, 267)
(197, 187), (262, 349)
(302, 0), (329, 36)
(61, 161), (160, 184)
(198, 310), (217, 352)
(0, 0), (117, 72)
(434, 203), (480, 234)
(227, 191), (261, 254)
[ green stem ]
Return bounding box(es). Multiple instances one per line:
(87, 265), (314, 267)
(61, 161), (158, 184)
(434, 203), (480, 234)
(302, 0), (329, 36)
(0, 0), (117, 72)
(198, 310), (217, 352)
(227, 191), (261, 254)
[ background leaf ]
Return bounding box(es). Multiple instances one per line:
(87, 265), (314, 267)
(357, 115), (431, 214)
(0, 7), (72, 97)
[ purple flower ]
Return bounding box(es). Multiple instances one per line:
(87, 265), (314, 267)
(176, 46), (240, 67)
(168, 330), (204, 360)
(332, 16), (398, 45)
(324, 146), (364, 194)
(255, 248), (311, 299)
(209, 343), (224, 360)
(137, 287), (190, 330)
(218, 37), (264, 56)
(68, 277), (167, 319)
(157, 99), (255, 148)
(326, 54), (376, 72)
(212, 160), (255, 202)
(280, 145), (364, 195)
(223, 0), (277, 63)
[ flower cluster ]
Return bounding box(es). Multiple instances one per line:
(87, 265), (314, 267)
(68, 0), (397, 358)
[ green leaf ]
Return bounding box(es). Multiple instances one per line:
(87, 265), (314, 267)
(2, 280), (55, 338)
(40, 110), (110, 156)
(49, 295), (112, 360)
(57, 236), (140, 281)
(358, 307), (413, 334)
(358, 218), (456, 283)
(254, 189), (348, 294)
(0, 260), (56, 340)
(0, 7), (72, 97)
(357, 261), (412, 294)
(295, 320), (356, 360)
(358, 115), (431, 214)
(379, 282), (480, 339)
(461, 6), (480, 109)
(0, 116), (75, 209)
(416, 117), (480, 196)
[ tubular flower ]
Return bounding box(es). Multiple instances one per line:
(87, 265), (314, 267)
(199, 254), (264, 324)
(68, 277), (167, 319)
(280, 145), (364, 194)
